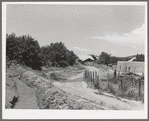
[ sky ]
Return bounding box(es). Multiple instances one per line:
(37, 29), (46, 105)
(6, 4), (146, 60)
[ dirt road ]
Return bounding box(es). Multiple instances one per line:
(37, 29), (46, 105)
(54, 66), (144, 110)
(13, 77), (39, 109)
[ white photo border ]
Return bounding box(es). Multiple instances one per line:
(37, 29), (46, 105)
(2, 1), (148, 119)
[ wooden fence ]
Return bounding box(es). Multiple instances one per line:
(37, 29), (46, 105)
(83, 68), (144, 98)
(84, 69), (99, 88)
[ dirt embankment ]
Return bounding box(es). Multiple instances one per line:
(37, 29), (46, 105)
(6, 65), (143, 110)
(13, 77), (39, 109)
(7, 65), (99, 109)
(20, 70), (103, 109)
(6, 76), (18, 109)
(6, 66), (21, 109)
(6, 65), (39, 109)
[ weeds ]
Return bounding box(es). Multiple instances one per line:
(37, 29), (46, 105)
(89, 72), (144, 101)
(50, 72), (67, 81)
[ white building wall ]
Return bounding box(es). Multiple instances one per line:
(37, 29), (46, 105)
(117, 61), (144, 73)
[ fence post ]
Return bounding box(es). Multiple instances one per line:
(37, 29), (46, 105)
(84, 70), (85, 81)
(93, 71), (94, 88)
(121, 76), (123, 96)
(87, 70), (89, 82)
(97, 75), (100, 89)
(86, 70), (87, 80)
(107, 73), (109, 89)
(118, 75), (123, 96)
(114, 70), (116, 78)
(90, 71), (92, 81)
(85, 70), (86, 80)
(95, 71), (97, 88)
(88, 70), (89, 79)
(83, 72), (84, 81)
(90, 71), (92, 87)
(138, 78), (141, 96)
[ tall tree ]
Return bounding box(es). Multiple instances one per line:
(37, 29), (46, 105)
(6, 33), (42, 70)
(40, 42), (78, 67)
(134, 54), (144, 62)
(98, 52), (111, 65)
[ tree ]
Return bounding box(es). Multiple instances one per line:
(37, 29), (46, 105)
(40, 42), (78, 67)
(67, 51), (78, 66)
(109, 56), (118, 63)
(6, 33), (17, 68)
(6, 33), (42, 70)
(98, 52), (111, 65)
(134, 54), (144, 62)
(6, 33), (78, 69)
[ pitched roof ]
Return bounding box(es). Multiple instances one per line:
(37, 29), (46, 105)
(78, 55), (94, 61)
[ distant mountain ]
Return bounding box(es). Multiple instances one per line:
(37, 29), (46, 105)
(125, 55), (137, 59)
(109, 54), (137, 63)
(111, 54), (136, 58)
(111, 54), (144, 62)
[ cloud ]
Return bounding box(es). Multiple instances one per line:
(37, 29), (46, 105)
(90, 36), (104, 39)
(73, 47), (92, 52)
(131, 23), (145, 36)
(91, 23), (145, 45)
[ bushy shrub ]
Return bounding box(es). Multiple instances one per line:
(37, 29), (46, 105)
(6, 33), (78, 70)
(126, 88), (138, 98)
(40, 42), (78, 67)
(20, 71), (53, 89)
(6, 33), (42, 70)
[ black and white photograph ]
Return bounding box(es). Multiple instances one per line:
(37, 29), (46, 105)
(2, 2), (148, 119)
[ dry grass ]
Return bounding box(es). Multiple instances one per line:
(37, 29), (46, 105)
(94, 73), (144, 102)
(6, 64), (86, 109)
(39, 65), (86, 81)
(20, 70), (103, 109)
(49, 72), (67, 81)
(83, 64), (144, 102)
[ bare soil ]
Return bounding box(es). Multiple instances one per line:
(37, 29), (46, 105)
(53, 70), (144, 110)
(20, 70), (103, 109)
(13, 77), (39, 109)
(5, 65), (144, 110)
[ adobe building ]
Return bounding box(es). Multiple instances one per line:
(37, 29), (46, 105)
(117, 61), (144, 75)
